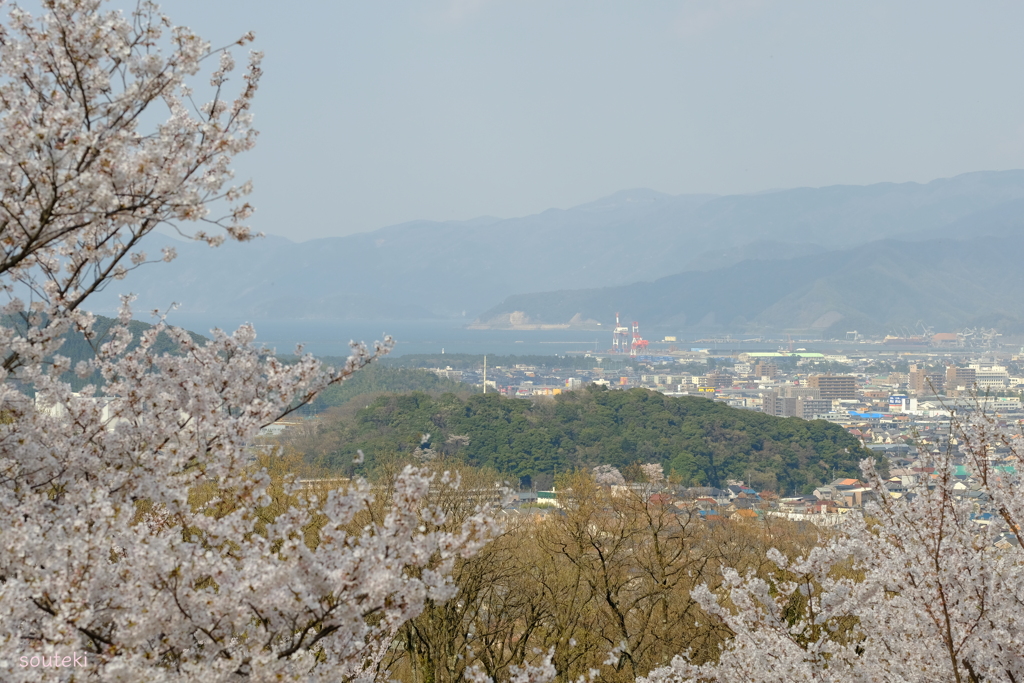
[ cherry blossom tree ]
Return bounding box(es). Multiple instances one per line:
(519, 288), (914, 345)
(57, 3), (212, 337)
(593, 465), (626, 486)
(0, 2), (499, 680)
(639, 463), (664, 485)
(641, 407), (1024, 683)
(5, 3), (1019, 683)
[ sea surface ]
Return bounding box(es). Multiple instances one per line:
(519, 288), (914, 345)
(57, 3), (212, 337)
(158, 316), (791, 359)
(161, 316), (612, 358)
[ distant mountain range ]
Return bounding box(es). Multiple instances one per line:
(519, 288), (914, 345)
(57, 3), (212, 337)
(87, 170), (1024, 334)
(476, 236), (1024, 337)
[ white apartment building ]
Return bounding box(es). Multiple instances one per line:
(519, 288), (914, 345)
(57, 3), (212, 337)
(969, 364), (1009, 389)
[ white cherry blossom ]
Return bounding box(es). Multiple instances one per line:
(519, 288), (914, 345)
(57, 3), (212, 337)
(0, 2), (498, 680)
(641, 408), (1024, 683)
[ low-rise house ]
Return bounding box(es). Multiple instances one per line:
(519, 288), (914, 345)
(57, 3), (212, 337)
(730, 509), (759, 522)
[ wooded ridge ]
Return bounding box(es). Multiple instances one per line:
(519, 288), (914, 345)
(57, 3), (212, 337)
(299, 385), (873, 494)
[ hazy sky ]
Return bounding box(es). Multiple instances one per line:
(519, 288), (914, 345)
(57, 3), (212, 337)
(154, 0), (1024, 241)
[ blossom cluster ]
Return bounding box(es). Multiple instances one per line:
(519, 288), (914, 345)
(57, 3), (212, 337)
(641, 408), (1024, 683)
(0, 3), (498, 681)
(1, 2), (1020, 682)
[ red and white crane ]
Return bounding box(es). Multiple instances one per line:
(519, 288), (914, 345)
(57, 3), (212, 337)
(612, 312), (631, 354)
(630, 321), (649, 356)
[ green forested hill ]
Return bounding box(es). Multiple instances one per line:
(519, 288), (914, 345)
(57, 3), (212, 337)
(306, 364), (469, 411)
(304, 386), (874, 494)
(1, 314), (208, 391)
(59, 316), (208, 362)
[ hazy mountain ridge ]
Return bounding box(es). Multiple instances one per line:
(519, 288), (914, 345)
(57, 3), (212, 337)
(476, 235), (1024, 335)
(86, 170), (1024, 326)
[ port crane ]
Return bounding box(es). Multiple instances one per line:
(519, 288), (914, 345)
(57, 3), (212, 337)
(630, 321), (649, 357)
(612, 312), (631, 354)
(611, 314), (650, 356)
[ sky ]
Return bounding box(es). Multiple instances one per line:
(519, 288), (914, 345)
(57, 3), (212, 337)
(146, 0), (1024, 241)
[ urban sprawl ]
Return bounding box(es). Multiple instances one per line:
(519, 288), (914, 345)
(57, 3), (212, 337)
(425, 328), (1022, 534)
